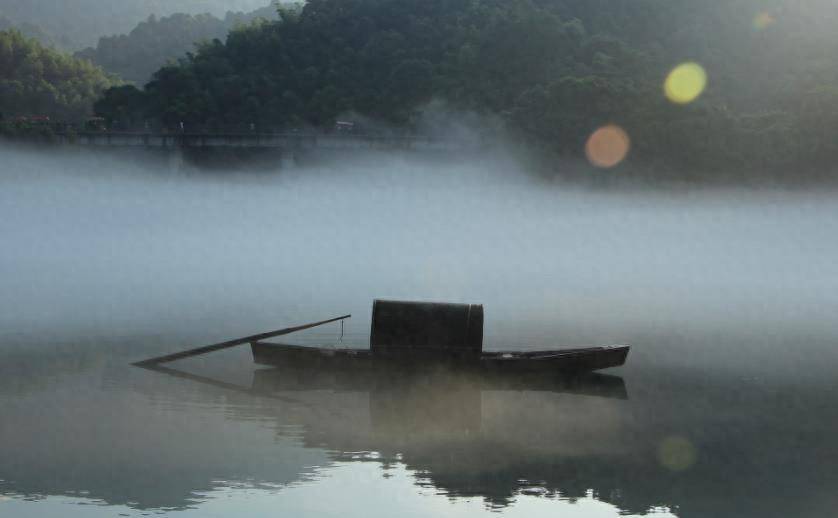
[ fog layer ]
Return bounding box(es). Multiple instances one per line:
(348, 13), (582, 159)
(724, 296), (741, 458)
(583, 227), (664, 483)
(2, 145), (837, 370)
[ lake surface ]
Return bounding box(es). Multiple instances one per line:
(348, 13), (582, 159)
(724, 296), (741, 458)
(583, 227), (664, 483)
(2, 332), (837, 518)
(2, 147), (838, 517)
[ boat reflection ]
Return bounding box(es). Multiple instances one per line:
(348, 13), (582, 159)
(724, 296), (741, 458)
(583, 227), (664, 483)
(250, 361), (629, 397)
(142, 360), (632, 508)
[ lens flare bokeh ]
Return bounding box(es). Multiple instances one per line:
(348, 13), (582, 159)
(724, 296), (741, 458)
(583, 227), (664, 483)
(585, 125), (631, 168)
(664, 62), (707, 104)
(657, 436), (698, 472)
(753, 12), (776, 30)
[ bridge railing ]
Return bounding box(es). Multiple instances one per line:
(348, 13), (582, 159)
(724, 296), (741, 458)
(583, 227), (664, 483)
(52, 131), (481, 151)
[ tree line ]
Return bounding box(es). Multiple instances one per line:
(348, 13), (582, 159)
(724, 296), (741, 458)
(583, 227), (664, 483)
(0, 0), (272, 49)
(90, 0), (838, 178)
(5, 0), (838, 179)
(75, 6), (279, 84)
(0, 29), (118, 125)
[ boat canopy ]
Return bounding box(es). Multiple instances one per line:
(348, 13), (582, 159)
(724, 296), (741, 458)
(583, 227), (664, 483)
(370, 299), (483, 354)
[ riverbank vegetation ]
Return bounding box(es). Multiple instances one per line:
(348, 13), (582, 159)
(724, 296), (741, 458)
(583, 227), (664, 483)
(88, 0), (838, 179)
(4, 0), (838, 180)
(0, 30), (118, 122)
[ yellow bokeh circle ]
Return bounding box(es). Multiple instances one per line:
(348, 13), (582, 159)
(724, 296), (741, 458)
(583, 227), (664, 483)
(585, 125), (631, 168)
(657, 436), (698, 472)
(664, 62), (707, 104)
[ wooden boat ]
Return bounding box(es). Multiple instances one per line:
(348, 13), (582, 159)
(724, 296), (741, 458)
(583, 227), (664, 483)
(134, 299), (630, 375)
(249, 299), (629, 374)
(251, 341), (629, 373)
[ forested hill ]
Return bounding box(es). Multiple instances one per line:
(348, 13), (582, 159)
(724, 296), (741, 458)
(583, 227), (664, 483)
(75, 7), (278, 85)
(0, 0), (272, 49)
(93, 0), (838, 178)
(0, 30), (118, 120)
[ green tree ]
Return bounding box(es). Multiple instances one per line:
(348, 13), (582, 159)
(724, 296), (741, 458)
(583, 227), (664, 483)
(89, 0), (838, 179)
(0, 29), (118, 121)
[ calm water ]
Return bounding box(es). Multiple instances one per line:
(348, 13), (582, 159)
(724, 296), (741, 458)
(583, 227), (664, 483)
(2, 147), (838, 517)
(1, 330), (837, 518)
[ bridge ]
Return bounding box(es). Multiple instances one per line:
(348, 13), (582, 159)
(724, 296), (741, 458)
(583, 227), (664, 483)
(53, 131), (479, 152)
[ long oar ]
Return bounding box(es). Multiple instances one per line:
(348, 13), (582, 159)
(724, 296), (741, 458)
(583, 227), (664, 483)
(133, 314), (351, 367)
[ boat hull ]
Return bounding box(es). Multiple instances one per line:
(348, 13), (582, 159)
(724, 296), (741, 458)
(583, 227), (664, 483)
(250, 342), (629, 374)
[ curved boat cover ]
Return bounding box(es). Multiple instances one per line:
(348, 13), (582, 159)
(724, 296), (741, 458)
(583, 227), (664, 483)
(370, 300), (483, 354)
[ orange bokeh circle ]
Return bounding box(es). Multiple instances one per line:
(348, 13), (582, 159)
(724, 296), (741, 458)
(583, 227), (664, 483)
(585, 125), (630, 168)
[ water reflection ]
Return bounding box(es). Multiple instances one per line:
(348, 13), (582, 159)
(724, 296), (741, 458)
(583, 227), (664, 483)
(250, 364), (631, 509)
(1, 339), (838, 517)
(141, 358), (633, 508)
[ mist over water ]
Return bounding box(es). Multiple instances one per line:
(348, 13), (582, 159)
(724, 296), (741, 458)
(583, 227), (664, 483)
(3, 144), (838, 518)
(2, 144), (838, 370)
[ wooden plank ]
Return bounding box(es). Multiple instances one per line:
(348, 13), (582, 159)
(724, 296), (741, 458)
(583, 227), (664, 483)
(132, 314), (351, 366)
